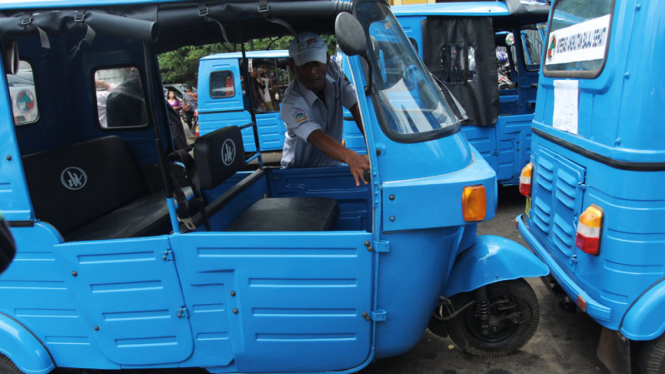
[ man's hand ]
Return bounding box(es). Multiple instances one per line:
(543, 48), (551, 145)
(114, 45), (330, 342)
(344, 152), (370, 187)
(307, 130), (370, 187)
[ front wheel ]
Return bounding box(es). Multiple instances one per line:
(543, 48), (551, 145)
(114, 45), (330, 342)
(445, 279), (540, 357)
(0, 354), (23, 374)
(638, 334), (665, 374)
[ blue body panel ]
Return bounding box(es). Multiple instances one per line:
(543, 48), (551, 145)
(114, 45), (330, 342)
(462, 114), (532, 185)
(443, 235), (549, 297)
(170, 231), (374, 372)
(519, 0), (665, 342)
(621, 279), (665, 341)
(381, 145), (496, 232)
(197, 51), (288, 152)
(0, 313), (54, 374)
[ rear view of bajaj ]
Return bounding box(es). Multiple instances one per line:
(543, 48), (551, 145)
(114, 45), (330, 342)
(0, 0), (547, 372)
(517, 1), (665, 373)
(361, 0), (550, 186)
(197, 50), (292, 152)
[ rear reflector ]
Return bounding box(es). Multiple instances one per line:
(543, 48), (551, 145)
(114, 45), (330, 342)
(519, 163), (533, 197)
(577, 295), (587, 312)
(575, 204), (603, 256)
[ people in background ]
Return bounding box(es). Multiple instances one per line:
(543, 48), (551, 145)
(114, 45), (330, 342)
(167, 90), (182, 115)
(182, 85), (198, 130)
(94, 78), (116, 128)
(260, 71), (274, 111)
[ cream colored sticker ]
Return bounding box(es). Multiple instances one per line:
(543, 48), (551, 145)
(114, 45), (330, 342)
(546, 15), (610, 65)
(553, 80), (579, 134)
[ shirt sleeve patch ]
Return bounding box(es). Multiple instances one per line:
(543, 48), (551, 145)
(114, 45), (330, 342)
(292, 108), (309, 123)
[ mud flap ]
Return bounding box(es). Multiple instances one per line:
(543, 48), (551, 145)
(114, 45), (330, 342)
(597, 327), (631, 374)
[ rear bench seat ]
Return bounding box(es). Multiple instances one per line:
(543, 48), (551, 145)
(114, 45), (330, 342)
(189, 126), (339, 232)
(22, 136), (171, 242)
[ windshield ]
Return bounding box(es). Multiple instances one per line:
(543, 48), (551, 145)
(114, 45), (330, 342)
(356, 1), (459, 142)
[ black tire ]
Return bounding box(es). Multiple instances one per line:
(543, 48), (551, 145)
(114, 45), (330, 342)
(638, 334), (665, 374)
(427, 314), (449, 338)
(0, 353), (23, 374)
(445, 279), (540, 357)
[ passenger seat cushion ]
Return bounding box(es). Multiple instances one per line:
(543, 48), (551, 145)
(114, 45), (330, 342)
(194, 126), (245, 190)
(64, 192), (170, 242)
(225, 197), (340, 232)
(22, 136), (149, 236)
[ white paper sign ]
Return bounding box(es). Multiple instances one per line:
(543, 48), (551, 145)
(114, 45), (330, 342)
(553, 80), (578, 134)
(545, 15), (610, 65)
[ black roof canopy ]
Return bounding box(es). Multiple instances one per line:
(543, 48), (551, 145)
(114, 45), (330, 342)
(0, 0), (353, 53)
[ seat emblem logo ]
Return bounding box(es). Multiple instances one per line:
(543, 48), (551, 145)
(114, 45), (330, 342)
(61, 167), (87, 190)
(221, 139), (236, 166)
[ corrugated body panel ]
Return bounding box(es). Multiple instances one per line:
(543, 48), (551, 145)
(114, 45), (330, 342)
(255, 112), (285, 152)
(170, 231), (373, 373)
(532, 147), (586, 269)
(52, 237), (194, 365)
(2, 223), (120, 369)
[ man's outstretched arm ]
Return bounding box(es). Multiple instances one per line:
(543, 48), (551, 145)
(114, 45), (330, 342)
(307, 129), (370, 187)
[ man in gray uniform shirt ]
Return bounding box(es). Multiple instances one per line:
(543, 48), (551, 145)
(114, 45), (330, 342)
(280, 32), (370, 187)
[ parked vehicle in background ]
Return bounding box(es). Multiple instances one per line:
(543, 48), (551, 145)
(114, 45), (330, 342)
(382, 0), (549, 186)
(517, 0), (665, 373)
(197, 50), (291, 152)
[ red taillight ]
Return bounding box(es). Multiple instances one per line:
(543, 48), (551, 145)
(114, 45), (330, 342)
(575, 204), (603, 256)
(519, 163), (533, 197)
(195, 125), (199, 138)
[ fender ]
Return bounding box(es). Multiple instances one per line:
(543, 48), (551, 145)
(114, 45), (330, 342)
(620, 277), (665, 341)
(443, 235), (549, 297)
(0, 313), (54, 374)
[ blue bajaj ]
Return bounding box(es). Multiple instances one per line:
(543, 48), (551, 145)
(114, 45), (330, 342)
(197, 50), (292, 152)
(516, 0), (665, 373)
(379, 0), (550, 186)
(0, 0), (546, 373)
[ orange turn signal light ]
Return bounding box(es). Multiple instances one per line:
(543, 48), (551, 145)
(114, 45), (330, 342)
(462, 185), (487, 222)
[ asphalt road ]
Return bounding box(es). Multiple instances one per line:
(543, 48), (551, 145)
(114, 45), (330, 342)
(359, 186), (610, 374)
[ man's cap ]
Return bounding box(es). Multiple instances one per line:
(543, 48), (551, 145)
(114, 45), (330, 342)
(289, 32), (327, 66)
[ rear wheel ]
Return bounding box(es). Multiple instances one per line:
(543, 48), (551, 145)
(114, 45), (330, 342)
(445, 279), (540, 357)
(0, 354), (23, 374)
(638, 334), (665, 374)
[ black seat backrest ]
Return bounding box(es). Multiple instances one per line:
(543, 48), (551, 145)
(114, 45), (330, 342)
(194, 126), (246, 190)
(22, 136), (149, 236)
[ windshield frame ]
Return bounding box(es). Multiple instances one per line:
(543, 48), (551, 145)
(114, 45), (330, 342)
(354, 0), (461, 144)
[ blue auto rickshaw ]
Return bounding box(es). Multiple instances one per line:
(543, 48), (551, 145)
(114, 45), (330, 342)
(516, 0), (665, 373)
(370, 0), (548, 187)
(0, 0), (547, 372)
(198, 50), (291, 152)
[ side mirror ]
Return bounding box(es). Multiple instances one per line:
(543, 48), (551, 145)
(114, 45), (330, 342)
(2, 41), (19, 75)
(335, 12), (366, 56)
